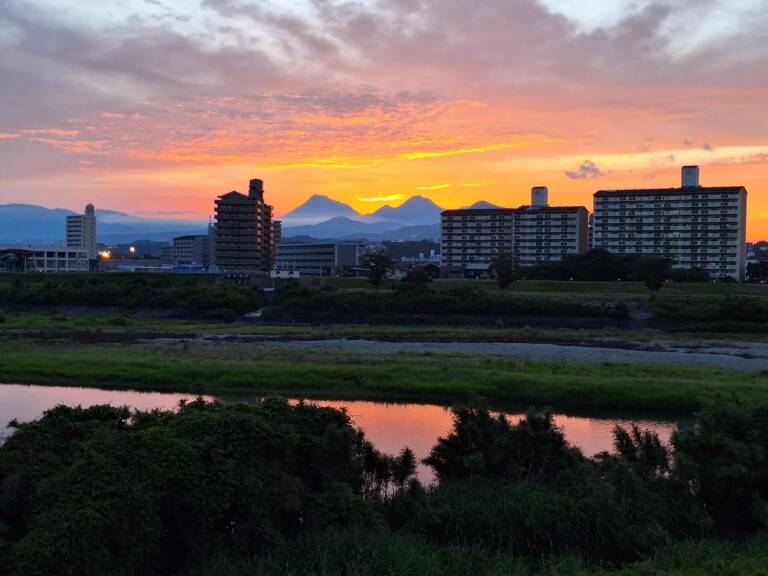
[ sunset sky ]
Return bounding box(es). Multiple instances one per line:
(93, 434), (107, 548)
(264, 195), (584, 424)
(1, 0), (767, 238)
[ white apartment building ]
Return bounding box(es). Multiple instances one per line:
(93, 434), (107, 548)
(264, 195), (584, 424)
(441, 188), (589, 276)
(66, 203), (97, 260)
(592, 166), (747, 280)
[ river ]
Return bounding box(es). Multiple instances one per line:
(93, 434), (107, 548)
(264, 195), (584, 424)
(0, 383), (684, 482)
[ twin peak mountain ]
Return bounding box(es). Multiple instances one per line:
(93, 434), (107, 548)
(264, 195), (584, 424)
(280, 195), (499, 241)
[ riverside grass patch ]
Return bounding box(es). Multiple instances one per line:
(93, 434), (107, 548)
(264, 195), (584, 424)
(1, 340), (768, 412)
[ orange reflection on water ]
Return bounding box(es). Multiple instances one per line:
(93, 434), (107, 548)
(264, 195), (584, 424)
(304, 400), (679, 483)
(0, 385), (679, 485)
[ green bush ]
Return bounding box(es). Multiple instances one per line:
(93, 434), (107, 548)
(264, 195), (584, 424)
(673, 402), (768, 532)
(0, 274), (264, 313)
(424, 409), (584, 483)
(0, 399), (414, 576)
(3, 399), (768, 575)
(264, 284), (619, 321)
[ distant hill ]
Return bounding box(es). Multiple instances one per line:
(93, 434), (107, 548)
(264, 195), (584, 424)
(281, 216), (404, 239)
(0, 204), (78, 243)
(462, 200), (502, 209)
(279, 193), (447, 240)
(339, 223), (440, 242)
(0, 203), (207, 244)
(280, 195), (360, 226)
(368, 195), (444, 226)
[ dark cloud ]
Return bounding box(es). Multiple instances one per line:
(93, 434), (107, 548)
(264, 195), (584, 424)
(565, 160), (604, 180)
(1, 0), (766, 179)
(703, 143), (714, 152)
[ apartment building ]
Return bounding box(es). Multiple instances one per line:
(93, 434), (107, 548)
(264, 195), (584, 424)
(214, 179), (275, 271)
(275, 242), (363, 276)
(592, 166), (747, 280)
(66, 203), (97, 260)
(172, 234), (209, 267)
(441, 187), (589, 275)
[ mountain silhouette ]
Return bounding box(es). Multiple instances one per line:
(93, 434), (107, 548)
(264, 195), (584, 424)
(0, 203), (206, 244)
(280, 194), (360, 226)
(368, 195), (444, 225)
(462, 200), (502, 209)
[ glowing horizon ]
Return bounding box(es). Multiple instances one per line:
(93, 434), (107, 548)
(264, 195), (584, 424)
(1, 1), (767, 239)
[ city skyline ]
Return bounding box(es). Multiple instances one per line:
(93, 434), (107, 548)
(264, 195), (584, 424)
(1, 1), (767, 239)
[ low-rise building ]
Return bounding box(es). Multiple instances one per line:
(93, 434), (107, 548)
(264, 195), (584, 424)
(0, 245), (90, 272)
(592, 166), (748, 280)
(172, 234), (209, 267)
(275, 242), (364, 276)
(441, 187), (589, 276)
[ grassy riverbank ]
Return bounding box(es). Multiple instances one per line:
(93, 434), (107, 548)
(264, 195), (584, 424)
(1, 340), (767, 412)
(2, 312), (767, 344)
(192, 530), (768, 576)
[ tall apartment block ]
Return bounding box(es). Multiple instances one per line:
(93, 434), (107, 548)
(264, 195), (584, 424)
(66, 203), (97, 260)
(592, 166), (747, 280)
(214, 179), (275, 271)
(441, 188), (589, 275)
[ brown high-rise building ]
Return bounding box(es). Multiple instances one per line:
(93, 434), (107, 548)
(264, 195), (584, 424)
(271, 220), (282, 264)
(214, 179), (275, 271)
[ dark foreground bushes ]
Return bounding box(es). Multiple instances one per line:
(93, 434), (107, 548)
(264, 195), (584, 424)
(0, 399), (414, 576)
(263, 283), (625, 322)
(0, 273), (264, 314)
(1, 399), (768, 575)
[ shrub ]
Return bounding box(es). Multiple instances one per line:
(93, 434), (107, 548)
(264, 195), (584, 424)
(0, 399), (415, 576)
(673, 401), (768, 533)
(424, 408), (584, 483)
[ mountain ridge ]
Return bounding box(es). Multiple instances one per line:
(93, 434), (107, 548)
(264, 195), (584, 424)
(0, 203), (207, 244)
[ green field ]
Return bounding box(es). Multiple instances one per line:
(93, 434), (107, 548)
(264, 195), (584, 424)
(327, 276), (768, 299)
(3, 311), (767, 342)
(1, 340), (767, 412)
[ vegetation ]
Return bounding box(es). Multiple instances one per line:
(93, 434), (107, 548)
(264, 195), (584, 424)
(0, 273), (263, 317)
(1, 311), (768, 342)
(263, 282), (629, 323)
(633, 256), (672, 297)
(491, 250), (519, 288)
(525, 249), (696, 283)
(2, 341), (768, 412)
(3, 274), (768, 332)
(361, 250), (394, 289)
(2, 399), (767, 575)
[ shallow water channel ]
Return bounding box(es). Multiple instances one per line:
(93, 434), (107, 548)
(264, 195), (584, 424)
(0, 383), (686, 482)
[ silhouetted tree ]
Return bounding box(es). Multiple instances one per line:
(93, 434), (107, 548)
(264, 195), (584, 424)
(633, 256), (671, 298)
(491, 251), (518, 288)
(403, 268), (433, 284)
(362, 250), (394, 289)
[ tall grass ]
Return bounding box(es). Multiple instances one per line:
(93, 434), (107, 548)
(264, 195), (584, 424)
(189, 528), (768, 576)
(1, 342), (767, 411)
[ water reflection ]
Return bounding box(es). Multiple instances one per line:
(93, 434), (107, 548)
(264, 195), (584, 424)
(0, 384), (680, 483)
(301, 400), (679, 482)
